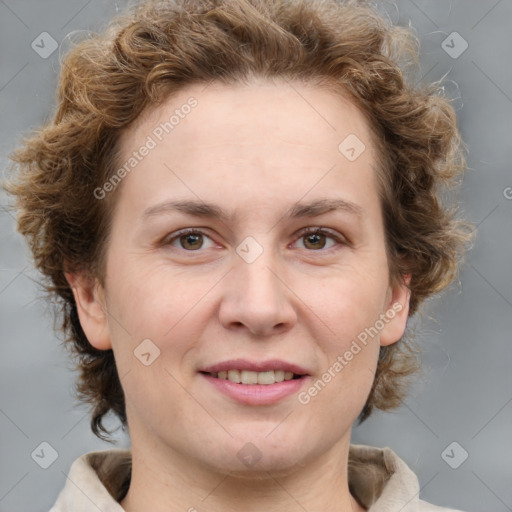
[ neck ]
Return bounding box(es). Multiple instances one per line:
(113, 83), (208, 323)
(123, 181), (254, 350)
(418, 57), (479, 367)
(120, 431), (366, 512)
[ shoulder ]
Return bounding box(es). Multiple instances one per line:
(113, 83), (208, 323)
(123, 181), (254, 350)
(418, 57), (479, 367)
(49, 450), (131, 512)
(349, 444), (466, 512)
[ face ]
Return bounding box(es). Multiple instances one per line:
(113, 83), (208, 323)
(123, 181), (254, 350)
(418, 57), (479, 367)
(72, 79), (410, 476)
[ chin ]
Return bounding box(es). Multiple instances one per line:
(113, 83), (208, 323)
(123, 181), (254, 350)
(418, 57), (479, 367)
(216, 449), (310, 479)
(193, 426), (319, 477)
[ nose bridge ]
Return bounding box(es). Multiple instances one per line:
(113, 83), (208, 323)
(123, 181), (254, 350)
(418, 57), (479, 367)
(218, 239), (296, 335)
(235, 240), (284, 307)
(234, 233), (279, 292)
(239, 257), (280, 303)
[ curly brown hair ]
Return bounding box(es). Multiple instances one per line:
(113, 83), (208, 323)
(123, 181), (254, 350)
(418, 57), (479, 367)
(5, 0), (471, 440)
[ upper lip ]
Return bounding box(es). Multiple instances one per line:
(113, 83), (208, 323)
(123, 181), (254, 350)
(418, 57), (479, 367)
(200, 359), (310, 375)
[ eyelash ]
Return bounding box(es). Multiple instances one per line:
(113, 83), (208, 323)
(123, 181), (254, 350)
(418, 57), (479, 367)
(163, 227), (347, 253)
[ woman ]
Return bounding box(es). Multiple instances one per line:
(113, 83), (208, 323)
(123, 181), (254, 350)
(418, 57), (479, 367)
(6, 0), (470, 510)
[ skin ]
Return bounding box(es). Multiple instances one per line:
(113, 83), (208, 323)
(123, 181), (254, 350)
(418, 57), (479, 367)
(68, 78), (410, 512)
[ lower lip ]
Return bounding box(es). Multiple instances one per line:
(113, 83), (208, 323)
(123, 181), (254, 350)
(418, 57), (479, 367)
(201, 373), (308, 405)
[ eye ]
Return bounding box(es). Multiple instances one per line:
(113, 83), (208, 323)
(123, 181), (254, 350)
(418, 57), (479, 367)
(162, 227), (346, 253)
(166, 228), (216, 251)
(293, 227), (344, 251)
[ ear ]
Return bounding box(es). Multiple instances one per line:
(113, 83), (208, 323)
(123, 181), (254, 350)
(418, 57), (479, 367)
(380, 273), (411, 347)
(65, 272), (112, 350)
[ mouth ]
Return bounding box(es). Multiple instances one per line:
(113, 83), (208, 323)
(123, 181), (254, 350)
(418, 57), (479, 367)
(201, 369), (304, 385)
(199, 359), (310, 405)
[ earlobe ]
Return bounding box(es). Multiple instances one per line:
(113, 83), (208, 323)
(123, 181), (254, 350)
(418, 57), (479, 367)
(380, 274), (411, 347)
(65, 272), (112, 350)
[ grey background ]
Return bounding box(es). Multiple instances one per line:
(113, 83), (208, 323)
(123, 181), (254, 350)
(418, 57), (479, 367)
(1, 1), (511, 511)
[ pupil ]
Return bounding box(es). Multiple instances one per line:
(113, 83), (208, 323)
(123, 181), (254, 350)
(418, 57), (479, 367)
(306, 233), (325, 249)
(181, 233), (202, 250)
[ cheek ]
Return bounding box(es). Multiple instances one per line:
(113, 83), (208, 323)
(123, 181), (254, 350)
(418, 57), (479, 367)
(298, 284), (382, 427)
(104, 256), (216, 358)
(303, 265), (389, 342)
(297, 267), (387, 395)
(103, 260), (213, 415)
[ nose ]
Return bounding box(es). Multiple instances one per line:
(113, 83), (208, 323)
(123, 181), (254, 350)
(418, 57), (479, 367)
(218, 253), (297, 338)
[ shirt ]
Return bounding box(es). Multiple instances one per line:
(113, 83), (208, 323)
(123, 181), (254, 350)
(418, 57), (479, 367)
(49, 444), (464, 511)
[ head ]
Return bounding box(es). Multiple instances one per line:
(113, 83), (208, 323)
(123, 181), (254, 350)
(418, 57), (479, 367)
(6, 0), (469, 471)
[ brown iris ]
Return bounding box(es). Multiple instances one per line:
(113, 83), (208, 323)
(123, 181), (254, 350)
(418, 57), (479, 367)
(180, 232), (204, 250)
(303, 232), (327, 250)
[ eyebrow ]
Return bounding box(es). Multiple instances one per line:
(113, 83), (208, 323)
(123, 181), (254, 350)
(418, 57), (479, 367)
(143, 197), (363, 221)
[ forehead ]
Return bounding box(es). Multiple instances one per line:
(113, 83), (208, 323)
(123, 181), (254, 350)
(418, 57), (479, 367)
(119, 78), (375, 163)
(114, 79), (380, 220)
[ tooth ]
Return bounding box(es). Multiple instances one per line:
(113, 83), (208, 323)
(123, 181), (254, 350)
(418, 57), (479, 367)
(241, 370), (258, 384)
(219, 369), (298, 384)
(258, 371), (276, 385)
(228, 370), (241, 383)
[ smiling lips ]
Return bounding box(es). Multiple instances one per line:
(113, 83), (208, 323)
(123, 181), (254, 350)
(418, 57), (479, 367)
(200, 358), (309, 382)
(200, 359), (309, 404)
